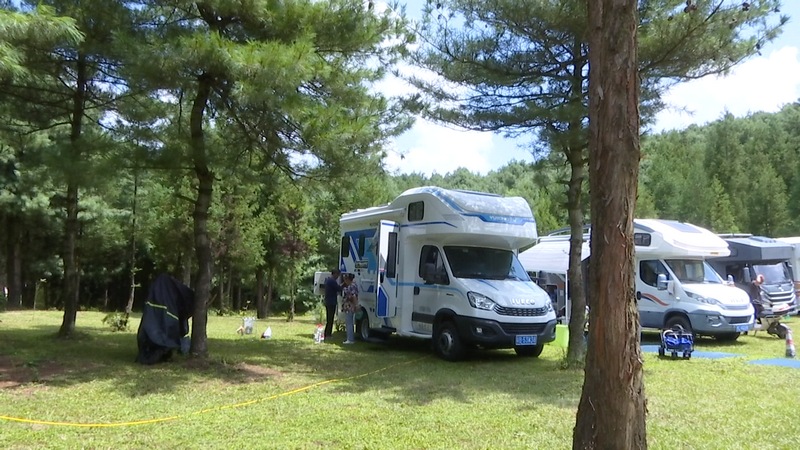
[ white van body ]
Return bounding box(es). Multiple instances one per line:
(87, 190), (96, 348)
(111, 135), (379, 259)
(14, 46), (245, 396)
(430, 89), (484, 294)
(518, 219), (754, 340)
(776, 236), (800, 300)
(338, 186), (557, 360)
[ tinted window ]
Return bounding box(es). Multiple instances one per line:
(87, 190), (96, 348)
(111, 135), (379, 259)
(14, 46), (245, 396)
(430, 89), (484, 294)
(357, 234), (366, 258)
(640, 260), (669, 287)
(386, 232), (398, 278)
(408, 201), (424, 222)
(443, 246), (531, 281)
(419, 245), (448, 285)
(634, 233), (651, 246)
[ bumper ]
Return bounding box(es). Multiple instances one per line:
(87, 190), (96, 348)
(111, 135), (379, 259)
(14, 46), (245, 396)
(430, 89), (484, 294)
(452, 316), (557, 349)
(688, 312), (755, 335)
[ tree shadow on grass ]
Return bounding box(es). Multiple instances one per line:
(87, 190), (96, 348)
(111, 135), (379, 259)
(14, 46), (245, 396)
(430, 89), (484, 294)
(0, 316), (585, 410)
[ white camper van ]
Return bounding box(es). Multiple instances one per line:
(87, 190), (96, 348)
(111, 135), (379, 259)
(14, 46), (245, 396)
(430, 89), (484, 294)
(776, 236), (800, 301)
(519, 219), (754, 341)
(338, 186), (557, 361)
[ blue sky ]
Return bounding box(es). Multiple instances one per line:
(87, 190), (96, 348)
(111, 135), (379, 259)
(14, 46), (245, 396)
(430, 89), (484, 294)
(379, 1), (800, 176)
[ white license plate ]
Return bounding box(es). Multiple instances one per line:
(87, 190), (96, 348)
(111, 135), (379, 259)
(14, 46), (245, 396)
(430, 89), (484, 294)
(515, 335), (538, 346)
(735, 324), (749, 333)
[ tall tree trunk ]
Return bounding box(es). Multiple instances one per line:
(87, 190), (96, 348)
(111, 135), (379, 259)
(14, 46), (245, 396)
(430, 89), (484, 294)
(59, 53), (87, 339)
(266, 265), (275, 317)
(287, 266), (295, 322)
(565, 148), (587, 366)
(189, 75), (214, 357)
(234, 275), (242, 312)
(125, 171), (139, 317)
(228, 267), (235, 310)
(256, 268), (266, 318)
(21, 275), (35, 309)
(565, 41), (589, 366)
(217, 263), (224, 313)
(5, 213), (22, 309)
(181, 244), (192, 286)
(573, 0), (645, 448)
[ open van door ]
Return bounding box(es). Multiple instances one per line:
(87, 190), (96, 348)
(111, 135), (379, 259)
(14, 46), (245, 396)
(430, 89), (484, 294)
(377, 221), (399, 318)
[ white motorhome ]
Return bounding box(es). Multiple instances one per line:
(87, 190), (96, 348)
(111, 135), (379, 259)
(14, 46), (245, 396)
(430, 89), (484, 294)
(519, 219), (755, 341)
(776, 236), (800, 302)
(338, 186), (557, 361)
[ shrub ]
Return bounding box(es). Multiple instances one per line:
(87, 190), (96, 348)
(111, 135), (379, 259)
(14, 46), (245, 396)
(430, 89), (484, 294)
(101, 312), (130, 332)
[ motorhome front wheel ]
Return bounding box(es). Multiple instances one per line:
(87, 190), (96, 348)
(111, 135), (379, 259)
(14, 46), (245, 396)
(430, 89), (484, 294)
(434, 322), (466, 361)
(514, 343), (544, 357)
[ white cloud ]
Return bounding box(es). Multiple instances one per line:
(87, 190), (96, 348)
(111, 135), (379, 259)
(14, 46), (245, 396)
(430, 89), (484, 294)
(655, 46), (800, 132)
(384, 119), (531, 176)
(378, 16), (800, 176)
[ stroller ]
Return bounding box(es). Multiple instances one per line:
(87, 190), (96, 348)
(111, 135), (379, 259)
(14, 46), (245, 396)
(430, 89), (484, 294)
(658, 324), (694, 359)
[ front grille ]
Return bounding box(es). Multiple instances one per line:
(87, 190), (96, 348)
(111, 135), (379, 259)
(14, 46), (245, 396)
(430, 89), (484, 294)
(499, 322), (548, 335)
(727, 316), (751, 324)
(723, 304), (752, 311)
(767, 292), (794, 303)
(495, 305), (549, 317)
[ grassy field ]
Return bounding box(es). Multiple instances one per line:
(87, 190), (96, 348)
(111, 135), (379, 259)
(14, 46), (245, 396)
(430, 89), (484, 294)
(1, 310), (799, 449)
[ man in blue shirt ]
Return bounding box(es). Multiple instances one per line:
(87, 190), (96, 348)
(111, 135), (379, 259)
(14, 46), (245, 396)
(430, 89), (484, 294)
(323, 269), (342, 340)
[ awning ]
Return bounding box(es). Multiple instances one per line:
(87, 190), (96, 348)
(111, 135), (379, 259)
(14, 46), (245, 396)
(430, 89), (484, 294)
(518, 239), (590, 276)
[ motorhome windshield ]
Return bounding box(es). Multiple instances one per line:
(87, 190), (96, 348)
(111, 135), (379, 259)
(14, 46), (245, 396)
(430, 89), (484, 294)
(752, 263), (792, 284)
(665, 259), (724, 284)
(443, 246), (531, 281)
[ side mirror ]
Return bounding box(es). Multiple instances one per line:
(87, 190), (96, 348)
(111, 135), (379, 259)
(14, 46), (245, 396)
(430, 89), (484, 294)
(742, 270), (752, 284)
(657, 273), (668, 291)
(727, 274), (734, 284)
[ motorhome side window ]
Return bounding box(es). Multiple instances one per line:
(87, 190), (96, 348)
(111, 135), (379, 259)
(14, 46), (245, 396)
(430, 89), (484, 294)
(357, 234), (366, 258)
(340, 236), (349, 258)
(633, 233), (651, 246)
(419, 245), (448, 285)
(640, 260), (669, 287)
(408, 201), (424, 222)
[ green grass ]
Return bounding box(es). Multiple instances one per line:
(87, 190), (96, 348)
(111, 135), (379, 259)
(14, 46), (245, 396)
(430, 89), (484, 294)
(1, 310), (799, 449)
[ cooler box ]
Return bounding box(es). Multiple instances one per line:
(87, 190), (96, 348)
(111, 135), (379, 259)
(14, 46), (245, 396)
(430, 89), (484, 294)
(553, 324), (569, 348)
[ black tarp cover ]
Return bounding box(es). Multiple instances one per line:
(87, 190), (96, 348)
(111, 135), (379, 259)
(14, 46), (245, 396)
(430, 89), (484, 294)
(136, 274), (194, 365)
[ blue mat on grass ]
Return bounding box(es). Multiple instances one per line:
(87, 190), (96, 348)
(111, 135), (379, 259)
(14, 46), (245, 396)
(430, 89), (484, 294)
(640, 344), (740, 359)
(748, 358), (800, 368)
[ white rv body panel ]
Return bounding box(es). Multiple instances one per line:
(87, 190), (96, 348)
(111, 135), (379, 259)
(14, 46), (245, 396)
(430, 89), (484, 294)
(338, 187), (557, 359)
(519, 219), (754, 337)
(776, 237), (800, 299)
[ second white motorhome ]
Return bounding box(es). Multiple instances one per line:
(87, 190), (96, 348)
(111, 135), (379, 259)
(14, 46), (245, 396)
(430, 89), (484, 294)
(775, 236), (800, 303)
(338, 186), (557, 361)
(519, 219), (755, 341)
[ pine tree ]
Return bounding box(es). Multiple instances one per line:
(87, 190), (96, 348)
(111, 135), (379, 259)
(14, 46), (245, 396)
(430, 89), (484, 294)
(412, 0), (786, 366)
(131, 0), (413, 356)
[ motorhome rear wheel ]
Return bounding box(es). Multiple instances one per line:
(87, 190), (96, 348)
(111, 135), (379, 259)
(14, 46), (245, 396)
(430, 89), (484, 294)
(356, 310), (371, 341)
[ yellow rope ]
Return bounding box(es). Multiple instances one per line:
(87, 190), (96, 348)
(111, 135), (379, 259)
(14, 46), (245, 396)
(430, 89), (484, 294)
(0, 356), (426, 428)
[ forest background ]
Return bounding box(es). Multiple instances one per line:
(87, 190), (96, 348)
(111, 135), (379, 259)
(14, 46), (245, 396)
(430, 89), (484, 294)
(1, 0), (798, 329)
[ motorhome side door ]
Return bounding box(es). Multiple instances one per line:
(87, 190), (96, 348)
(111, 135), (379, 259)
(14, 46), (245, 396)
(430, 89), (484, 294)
(637, 259), (672, 329)
(376, 221), (399, 318)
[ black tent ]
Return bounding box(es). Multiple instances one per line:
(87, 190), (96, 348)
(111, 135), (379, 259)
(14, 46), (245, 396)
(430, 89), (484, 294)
(136, 274), (194, 365)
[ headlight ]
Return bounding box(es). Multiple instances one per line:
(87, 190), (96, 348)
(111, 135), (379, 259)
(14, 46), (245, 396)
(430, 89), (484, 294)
(686, 292), (721, 306)
(546, 301), (555, 312)
(467, 292), (496, 311)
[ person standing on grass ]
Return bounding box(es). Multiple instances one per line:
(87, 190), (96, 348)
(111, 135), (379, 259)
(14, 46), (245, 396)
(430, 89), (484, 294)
(749, 273), (765, 326)
(341, 273), (359, 345)
(323, 269), (342, 340)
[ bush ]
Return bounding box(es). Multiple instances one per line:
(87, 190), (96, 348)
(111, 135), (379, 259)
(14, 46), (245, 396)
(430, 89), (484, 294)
(101, 312), (130, 332)
(272, 287), (319, 316)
